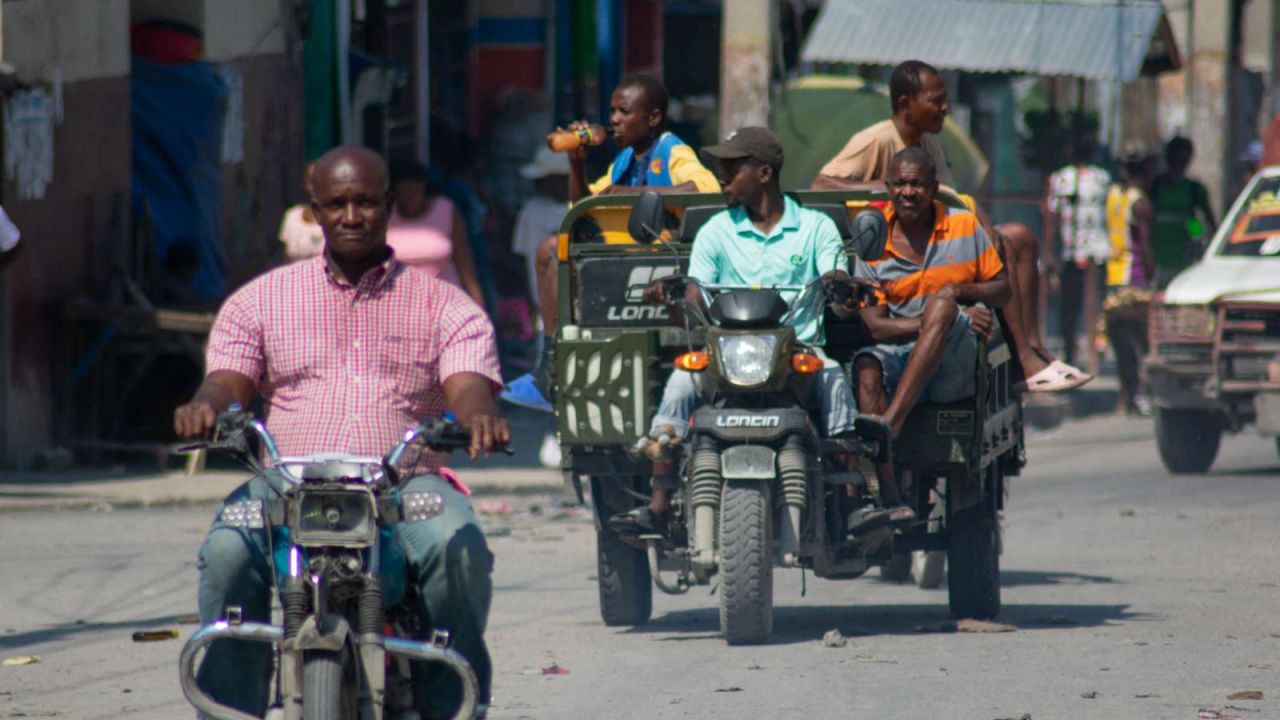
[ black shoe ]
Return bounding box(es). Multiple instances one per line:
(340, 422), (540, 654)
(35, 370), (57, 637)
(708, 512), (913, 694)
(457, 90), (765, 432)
(846, 506), (891, 536)
(609, 506), (664, 537)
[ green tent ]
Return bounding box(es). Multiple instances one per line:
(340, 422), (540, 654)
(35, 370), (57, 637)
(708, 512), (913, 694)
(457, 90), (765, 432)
(772, 75), (989, 195)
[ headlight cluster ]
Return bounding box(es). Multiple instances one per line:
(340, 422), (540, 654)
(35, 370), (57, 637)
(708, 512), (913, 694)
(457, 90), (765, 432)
(221, 499), (264, 529)
(717, 334), (778, 386)
(292, 488), (377, 547)
(1152, 305), (1215, 339)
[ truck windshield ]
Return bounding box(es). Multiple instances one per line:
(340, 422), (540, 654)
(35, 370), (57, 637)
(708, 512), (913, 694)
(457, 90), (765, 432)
(1217, 176), (1280, 258)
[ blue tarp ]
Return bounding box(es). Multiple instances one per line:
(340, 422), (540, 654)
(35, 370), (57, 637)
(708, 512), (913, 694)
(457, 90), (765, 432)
(131, 58), (227, 300)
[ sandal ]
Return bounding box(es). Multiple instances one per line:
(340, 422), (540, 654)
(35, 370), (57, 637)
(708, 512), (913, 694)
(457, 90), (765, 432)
(609, 507), (664, 537)
(847, 506), (891, 536)
(1049, 360), (1094, 390)
(1014, 362), (1092, 393)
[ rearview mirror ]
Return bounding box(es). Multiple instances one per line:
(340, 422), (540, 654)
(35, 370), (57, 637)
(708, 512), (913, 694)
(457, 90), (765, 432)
(850, 209), (887, 261)
(628, 191), (666, 244)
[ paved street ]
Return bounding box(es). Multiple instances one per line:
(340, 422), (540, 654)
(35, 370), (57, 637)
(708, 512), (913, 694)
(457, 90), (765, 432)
(1, 413), (1278, 719)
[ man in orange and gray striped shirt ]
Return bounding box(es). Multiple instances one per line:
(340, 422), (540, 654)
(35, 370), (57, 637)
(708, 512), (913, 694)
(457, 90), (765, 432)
(852, 147), (1011, 447)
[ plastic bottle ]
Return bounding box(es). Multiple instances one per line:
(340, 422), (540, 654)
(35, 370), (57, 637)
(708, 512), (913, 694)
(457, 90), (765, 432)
(547, 125), (608, 153)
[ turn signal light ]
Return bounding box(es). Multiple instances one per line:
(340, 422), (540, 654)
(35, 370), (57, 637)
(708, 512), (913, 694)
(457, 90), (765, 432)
(675, 351), (709, 371)
(791, 353), (824, 374)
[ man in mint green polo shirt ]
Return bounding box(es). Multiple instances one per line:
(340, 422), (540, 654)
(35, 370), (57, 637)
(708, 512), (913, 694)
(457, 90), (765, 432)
(611, 126), (865, 537)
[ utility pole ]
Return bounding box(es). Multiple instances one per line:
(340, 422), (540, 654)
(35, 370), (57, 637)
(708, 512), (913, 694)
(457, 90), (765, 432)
(718, 0), (774, 137)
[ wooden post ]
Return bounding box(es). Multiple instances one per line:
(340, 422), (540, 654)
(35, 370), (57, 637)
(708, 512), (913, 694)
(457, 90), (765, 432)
(718, 0), (774, 136)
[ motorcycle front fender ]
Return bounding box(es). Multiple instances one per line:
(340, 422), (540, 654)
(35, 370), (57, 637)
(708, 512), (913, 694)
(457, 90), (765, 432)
(287, 612), (351, 652)
(719, 445), (777, 480)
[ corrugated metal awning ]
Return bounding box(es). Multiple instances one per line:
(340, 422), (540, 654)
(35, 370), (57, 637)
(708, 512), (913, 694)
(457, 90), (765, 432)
(801, 0), (1181, 83)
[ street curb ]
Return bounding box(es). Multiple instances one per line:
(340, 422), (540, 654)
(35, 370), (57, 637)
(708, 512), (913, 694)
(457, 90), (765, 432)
(0, 479), (567, 513)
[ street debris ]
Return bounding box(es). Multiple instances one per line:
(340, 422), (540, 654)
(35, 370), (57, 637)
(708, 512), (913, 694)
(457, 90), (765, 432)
(1198, 711), (1244, 720)
(175, 615), (201, 625)
(1226, 691), (1263, 701)
(476, 501), (515, 516)
(1119, 509), (1135, 517)
(540, 663), (569, 676)
(1134, 693), (1158, 698)
(913, 618), (1016, 633)
(131, 629), (178, 642)
(1080, 691), (1098, 699)
(821, 629), (848, 648)
(2, 656), (40, 666)
(993, 714), (1032, 720)
(958, 619), (1016, 633)
(714, 687), (743, 693)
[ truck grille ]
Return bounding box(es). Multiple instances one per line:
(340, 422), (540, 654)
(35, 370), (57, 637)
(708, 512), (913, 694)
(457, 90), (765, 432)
(1218, 304), (1280, 389)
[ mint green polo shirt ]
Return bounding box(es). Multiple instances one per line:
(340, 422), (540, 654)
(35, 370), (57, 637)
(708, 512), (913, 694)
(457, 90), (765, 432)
(687, 195), (846, 346)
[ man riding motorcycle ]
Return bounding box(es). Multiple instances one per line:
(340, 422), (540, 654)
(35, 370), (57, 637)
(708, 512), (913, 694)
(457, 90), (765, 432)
(608, 126), (888, 537)
(174, 146), (509, 719)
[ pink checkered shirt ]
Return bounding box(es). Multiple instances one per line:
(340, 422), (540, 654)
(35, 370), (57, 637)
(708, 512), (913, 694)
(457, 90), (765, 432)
(205, 253), (501, 473)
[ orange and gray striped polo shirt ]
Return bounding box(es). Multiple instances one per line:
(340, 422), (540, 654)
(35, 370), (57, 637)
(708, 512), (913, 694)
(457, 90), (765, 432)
(854, 201), (1004, 318)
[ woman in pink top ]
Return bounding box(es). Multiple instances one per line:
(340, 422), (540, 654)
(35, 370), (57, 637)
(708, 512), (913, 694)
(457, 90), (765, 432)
(386, 159), (485, 306)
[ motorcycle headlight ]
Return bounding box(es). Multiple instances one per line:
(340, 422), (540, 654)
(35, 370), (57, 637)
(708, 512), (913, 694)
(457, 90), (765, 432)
(291, 487), (377, 548)
(716, 334), (779, 386)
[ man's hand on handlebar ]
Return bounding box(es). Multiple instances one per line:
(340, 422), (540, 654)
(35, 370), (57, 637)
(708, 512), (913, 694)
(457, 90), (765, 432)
(461, 414), (511, 460)
(642, 275), (689, 306)
(174, 401), (220, 440)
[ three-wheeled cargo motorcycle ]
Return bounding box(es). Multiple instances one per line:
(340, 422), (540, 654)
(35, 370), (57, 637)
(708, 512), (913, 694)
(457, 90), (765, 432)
(551, 189), (1024, 645)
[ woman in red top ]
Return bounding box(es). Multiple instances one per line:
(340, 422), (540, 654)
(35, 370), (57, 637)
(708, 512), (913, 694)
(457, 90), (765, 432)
(386, 159), (485, 306)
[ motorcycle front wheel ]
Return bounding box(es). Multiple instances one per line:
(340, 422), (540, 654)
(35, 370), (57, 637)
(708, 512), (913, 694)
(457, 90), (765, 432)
(302, 648), (359, 720)
(719, 480), (773, 645)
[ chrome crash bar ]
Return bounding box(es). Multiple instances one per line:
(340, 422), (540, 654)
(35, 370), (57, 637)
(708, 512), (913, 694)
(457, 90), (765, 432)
(179, 621), (480, 720)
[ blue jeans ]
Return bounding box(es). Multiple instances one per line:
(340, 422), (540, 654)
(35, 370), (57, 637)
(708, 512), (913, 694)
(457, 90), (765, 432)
(857, 311), (977, 404)
(650, 349), (858, 440)
(196, 473), (493, 718)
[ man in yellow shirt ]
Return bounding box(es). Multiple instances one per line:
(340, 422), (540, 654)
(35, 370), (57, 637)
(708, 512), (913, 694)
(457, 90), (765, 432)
(504, 75), (719, 410)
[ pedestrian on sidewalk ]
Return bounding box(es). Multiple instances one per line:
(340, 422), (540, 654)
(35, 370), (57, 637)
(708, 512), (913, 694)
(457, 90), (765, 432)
(1104, 146), (1155, 416)
(1046, 133), (1111, 370)
(1149, 136), (1216, 288)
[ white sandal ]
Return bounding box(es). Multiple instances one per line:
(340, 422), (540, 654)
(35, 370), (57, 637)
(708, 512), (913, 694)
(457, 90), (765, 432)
(1048, 360), (1094, 390)
(1015, 362), (1092, 393)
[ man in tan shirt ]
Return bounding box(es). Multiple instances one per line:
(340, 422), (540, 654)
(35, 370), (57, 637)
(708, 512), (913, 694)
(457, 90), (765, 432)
(813, 60), (1091, 392)
(812, 65), (953, 190)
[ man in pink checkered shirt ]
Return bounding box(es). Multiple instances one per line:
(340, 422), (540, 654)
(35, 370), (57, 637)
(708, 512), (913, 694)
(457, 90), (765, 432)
(175, 146), (508, 719)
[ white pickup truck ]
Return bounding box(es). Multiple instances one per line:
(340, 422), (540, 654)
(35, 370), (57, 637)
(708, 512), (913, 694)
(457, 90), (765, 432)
(1146, 166), (1280, 473)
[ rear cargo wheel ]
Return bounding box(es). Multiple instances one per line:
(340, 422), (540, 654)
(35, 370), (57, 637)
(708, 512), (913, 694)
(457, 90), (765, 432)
(1154, 408), (1221, 474)
(913, 488), (946, 589)
(879, 553), (912, 582)
(590, 477), (652, 627)
(947, 467), (1000, 620)
(719, 481), (773, 645)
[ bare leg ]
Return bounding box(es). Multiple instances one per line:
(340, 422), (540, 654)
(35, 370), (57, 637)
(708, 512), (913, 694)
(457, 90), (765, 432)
(1081, 262), (1102, 377)
(1058, 263), (1083, 367)
(853, 354), (904, 507)
(534, 235), (559, 339)
(994, 223), (1054, 376)
(649, 459), (674, 515)
(881, 296), (958, 438)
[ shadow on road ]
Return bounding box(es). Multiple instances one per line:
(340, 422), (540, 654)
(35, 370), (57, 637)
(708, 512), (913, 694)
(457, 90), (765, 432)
(628, 602), (1140, 646)
(0, 613), (194, 651)
(998, 569), (1116, 587)
(1209, 464), (1280, 477)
